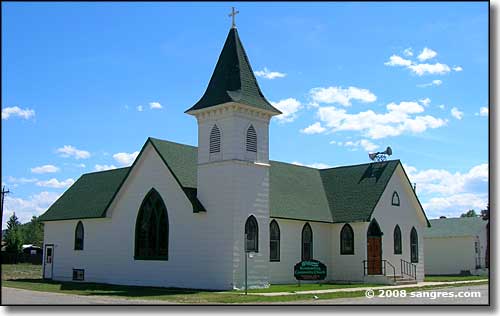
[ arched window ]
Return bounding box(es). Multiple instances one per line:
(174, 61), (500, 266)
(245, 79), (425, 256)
(245, 215), (259, 252)
(340, 224), (354, 255)
(392, 191), (400, 206)
(209, 124), (221, 154)
(74, 221), (84, 250)
(394, 225), (402, 254)
(246, 125), (257, 153)
(269, 220), (280, 261)
(135, 189), (169, 260)
(302, 223), (313, 261)
(410, 227), (418, 263)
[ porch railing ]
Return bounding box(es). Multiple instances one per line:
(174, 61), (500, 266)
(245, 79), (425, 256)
(363, 259), (396, 282)
(400, 259), (417, 280)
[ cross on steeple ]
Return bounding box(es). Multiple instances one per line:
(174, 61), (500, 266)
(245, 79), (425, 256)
(228, 7), (239, 28)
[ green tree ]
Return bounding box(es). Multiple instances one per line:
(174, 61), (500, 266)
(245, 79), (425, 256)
(460, 209), (478, 217)
(20, 216), (44, 246)
(4, 213), (23, 253)
(481, 204), (489, 220)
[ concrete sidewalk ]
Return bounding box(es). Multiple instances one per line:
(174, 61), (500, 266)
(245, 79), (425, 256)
(247, 279), (488, 296)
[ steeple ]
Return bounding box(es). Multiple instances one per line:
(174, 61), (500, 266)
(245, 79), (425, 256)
(185, 27), (281, 115)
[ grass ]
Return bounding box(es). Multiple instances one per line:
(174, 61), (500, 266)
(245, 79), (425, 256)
(424, 275), (489, 282)
(237, 282), (384, 293)
(1, 263), (42, 280)
(0, 264), (489, 304)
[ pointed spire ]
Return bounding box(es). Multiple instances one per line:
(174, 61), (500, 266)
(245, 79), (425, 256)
(186, 28), (281, 115)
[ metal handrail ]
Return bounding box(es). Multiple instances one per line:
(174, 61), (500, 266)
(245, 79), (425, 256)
(384, 260), (396, 282)
(400, 259), (417, 280)
(363, 259), (396, 282)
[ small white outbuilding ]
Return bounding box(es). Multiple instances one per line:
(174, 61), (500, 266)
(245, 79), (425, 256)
(424, 217), (488, 275)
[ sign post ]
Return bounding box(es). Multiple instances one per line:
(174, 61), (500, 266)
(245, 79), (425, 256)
(244, 233), (248, 295)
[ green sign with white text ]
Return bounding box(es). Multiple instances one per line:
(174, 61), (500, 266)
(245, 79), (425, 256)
(294, 260), (327, 281)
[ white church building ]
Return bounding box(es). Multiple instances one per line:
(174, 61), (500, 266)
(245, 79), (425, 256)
(39, 22), (430, 290)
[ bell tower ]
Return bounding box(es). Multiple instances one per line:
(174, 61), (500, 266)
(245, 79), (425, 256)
(185, 16), (281, 289)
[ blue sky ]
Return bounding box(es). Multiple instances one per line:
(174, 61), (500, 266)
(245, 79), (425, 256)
(2, 2), (489, 226)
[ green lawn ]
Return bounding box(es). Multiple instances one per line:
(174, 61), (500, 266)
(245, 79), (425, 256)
(2, 263), (42, 280)
(0, 264), (489, 304)
(424, 275), (488, 282)
(238, 282), (384, 293)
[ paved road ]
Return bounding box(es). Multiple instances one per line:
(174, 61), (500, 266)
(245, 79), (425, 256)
(1, 287), (178, 305)
(286, 284), (489, 305)
(2, 284), (489, 305)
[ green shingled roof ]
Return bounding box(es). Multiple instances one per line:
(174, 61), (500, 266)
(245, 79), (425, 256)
(38, 167), (130, 221)
(40, 138), (423, 224)
(185, 28), (281, 114)
(320, 161), (400, 223)
(425, 217), (487, 238)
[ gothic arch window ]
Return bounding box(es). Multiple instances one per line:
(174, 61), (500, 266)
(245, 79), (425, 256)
(340, 224), (354, 255)
(209, 124), (221, 154)
(302, 223), (313, 261)
(135, 188), (169, 260)
(245, 215), (259, 252)
(392, 191), (400, 206)
(394, 225), (402, 255)
(269, 220), (280, 262)
(246, 125), (257, 153)
(410, 227), (418, 263)
(74, 221), (84, 250)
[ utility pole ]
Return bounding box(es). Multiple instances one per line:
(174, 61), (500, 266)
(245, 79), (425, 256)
(1, 186), (11, 238)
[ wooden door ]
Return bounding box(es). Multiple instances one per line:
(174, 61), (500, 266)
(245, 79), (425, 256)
(367, 237), (382, 275)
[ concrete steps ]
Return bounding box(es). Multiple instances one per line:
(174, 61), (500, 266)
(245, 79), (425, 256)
(392, 275), (417, 285)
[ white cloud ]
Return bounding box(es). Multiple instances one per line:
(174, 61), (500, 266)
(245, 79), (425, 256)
(137, 105), (144, 112)
(3, 191), (61, 226)
(417, 47), (437, 61)
(2, 106), (35, 120)
(403, 48), (413, 57)
(404, 163), (488, 217)
(417, 79), (442, 88)
(419, 98), (431, 107)
(385, 49), (452, 76)
(453, 66), (463, 72)
(254, 67), (286, 79)
(56, 145), (91, 160)
(149, 102), (162, 109)
(384, 55), (412, 67)
(386, 101), (425, 114)
(309, 86), (377, 106)
(36, 178), (75, 189)
(6, 176), (38, 184)
(271, 98), (302, 123)
(300, 122), (326, 134)
(113, 151), (139, 166)
(451, 107), (464, 120)
(405, 163), (487, 196)
(337, 139), (379, 152)
(423, 194), (488, 218)
(291, 161), (332, 169)
(315, 100), (446, 139)
(479, 107), (488, 117)
(439, 104), (445, 110)
(408, 62), (451, 76)
(31, 165), (59, 174)
(94, 164), (117, 172)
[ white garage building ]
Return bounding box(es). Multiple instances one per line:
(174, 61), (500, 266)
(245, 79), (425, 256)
(39, 23), (430, 290)
(424, 217), (488, 275)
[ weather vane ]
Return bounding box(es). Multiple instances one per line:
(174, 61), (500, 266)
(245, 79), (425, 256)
(229, 7), (239, 28)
